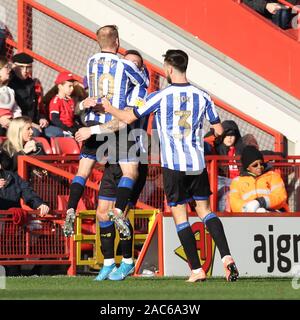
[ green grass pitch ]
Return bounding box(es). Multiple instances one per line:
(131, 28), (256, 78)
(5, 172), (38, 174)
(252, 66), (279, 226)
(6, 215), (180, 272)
(0, 276), (299, 300)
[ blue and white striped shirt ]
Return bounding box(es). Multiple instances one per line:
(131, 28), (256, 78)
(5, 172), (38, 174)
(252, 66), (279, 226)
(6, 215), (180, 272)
(127, 67), (149, 154)
(85, 52), (146, 124)
(133, 83), (220, 172)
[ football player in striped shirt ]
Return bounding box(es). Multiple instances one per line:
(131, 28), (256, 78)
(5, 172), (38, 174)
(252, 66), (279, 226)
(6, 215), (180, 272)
(65, 42), (149, 281)
(63, 25), (148, 241)
(101, 49), (239, 282)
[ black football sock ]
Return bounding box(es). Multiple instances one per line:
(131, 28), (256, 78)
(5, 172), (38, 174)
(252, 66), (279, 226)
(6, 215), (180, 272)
(176, 222), (201, 270)
(115, 177), (135, 212)
(67, 176), (86, 210)
(203, 213), (231, 259)
(99, 221), (116, 259)
(119, 220), (134, 259)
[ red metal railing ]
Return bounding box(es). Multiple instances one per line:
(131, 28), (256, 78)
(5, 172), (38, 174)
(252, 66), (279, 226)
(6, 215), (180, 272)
(17, 155), (159, 211)
(1, 153), (296, 273)
(18, 154), (300, 214)
(0, 210), (76, 275)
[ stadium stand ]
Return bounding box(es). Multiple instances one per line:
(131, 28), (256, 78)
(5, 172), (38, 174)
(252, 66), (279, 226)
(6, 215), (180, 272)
(0, 0), (299, 277)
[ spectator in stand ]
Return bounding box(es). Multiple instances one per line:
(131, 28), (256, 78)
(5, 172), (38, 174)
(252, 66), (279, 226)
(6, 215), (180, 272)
(229, 145), (289, 212)
(8, 52), (50, 137)
(242, 133), (284, 156)
(43, 77), (88, 130)
(0, 151), (49, 214)
(48, 71), (81, 137)
(0, 56), (22, 135)
(213, 120), (245, 211)
(0, 116), (45, 172)
(243, 0), (299, 29)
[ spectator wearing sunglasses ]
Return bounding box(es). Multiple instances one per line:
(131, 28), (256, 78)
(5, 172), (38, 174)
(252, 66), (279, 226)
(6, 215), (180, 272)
(229, 145), (289, 212)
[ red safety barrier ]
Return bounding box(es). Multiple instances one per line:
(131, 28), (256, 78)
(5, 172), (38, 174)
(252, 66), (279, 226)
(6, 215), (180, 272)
(0, 210), (76, 275)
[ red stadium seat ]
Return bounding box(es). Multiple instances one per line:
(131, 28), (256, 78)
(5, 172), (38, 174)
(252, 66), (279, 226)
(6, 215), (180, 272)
(33, 137), (53, 154)
(50, 137), (80, 155)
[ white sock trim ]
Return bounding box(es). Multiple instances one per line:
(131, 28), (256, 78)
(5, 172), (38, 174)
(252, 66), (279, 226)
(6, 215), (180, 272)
(192, 267), (203, 274)
(103, 258), (115, 266)
(122, 258), (133, 265)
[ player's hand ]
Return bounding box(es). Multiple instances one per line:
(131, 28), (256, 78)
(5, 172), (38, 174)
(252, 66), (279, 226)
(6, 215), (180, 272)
(37, 204), (50, 217)
(101, 97), (112, 113)
(39, 118), (49, 128)
(82, 98), (97, 109)
(75, 127), (92, 142)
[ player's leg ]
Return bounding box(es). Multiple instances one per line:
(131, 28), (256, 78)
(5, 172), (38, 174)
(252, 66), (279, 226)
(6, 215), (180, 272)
(108, 164), (148, 281)
(190, 169), (239, 281)
(128, 163), (148, 208)
(107, 127), (139, 222)
(94, 164), (120, 281)
(94, 198), (117, 281)
(103, 164), (135, 281)
(107, 161), (139, 237)
(163, 167), (206, 282)
(64, 133), (103, 237)
(115, 161), (139, 211)
(63, 158), (95, 237)
(68, 158), (95, 210)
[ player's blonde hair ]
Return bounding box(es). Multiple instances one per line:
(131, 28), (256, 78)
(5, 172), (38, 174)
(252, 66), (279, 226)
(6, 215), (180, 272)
(2, 116), (32, 156)
(96, 25), (119, 50)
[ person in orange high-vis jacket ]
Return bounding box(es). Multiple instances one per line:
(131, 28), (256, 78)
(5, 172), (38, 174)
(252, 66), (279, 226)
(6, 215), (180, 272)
(229, 145), (289, 213)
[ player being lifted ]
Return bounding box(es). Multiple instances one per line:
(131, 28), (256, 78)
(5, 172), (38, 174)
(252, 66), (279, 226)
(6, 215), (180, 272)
(100, 49), (239, 282)
(74, 49), (150, 281)
(63, 25), (148, 238)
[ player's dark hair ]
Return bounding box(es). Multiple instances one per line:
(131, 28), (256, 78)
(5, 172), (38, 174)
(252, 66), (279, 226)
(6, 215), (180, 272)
(124, 49), (144, 66)
(163, 49), (188, 73)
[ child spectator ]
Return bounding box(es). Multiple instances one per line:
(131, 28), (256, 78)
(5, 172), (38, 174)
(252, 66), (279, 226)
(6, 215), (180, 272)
(48, 72), (81, 137)
(229, 145), (289, 212)
(1, 116), (45, 172)
(213, 120), (245, 211)
(0, 56), (22, 135)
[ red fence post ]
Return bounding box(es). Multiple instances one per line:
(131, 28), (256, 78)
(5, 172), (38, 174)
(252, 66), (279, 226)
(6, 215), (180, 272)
(67, 237), (77, 276)
(209, 159), (218, 212)
(17, 0), (25, 52)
